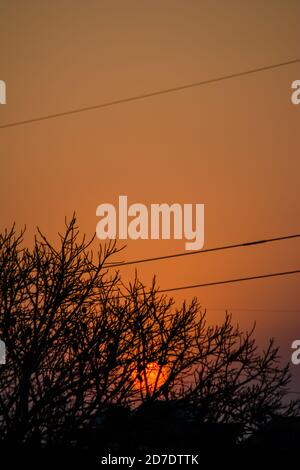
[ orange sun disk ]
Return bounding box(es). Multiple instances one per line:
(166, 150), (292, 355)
(132, 362), (168, 394)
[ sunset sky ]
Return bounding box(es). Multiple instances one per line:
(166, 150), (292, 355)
(0, 0), (300, 389)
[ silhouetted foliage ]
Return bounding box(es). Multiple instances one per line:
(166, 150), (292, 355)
(0, 217), (298, 448)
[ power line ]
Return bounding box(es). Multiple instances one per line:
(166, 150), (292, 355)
(157, 269), (300, 294)
(205, 308), (300, 313)
(1, 58), (299, 130)
(105, 233), (300, 268)
(118, 269), (300, 297)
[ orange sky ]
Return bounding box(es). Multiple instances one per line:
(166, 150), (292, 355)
(0, 0), (300, 389)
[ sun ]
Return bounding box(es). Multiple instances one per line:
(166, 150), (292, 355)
(132, 362), (168, 394)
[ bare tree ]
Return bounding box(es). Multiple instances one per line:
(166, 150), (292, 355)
(0, 217), (298, 448)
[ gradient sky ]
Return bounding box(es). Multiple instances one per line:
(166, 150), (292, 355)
(0, 0), (300, 388)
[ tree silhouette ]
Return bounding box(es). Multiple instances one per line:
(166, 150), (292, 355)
(0, 217), (298, 449)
